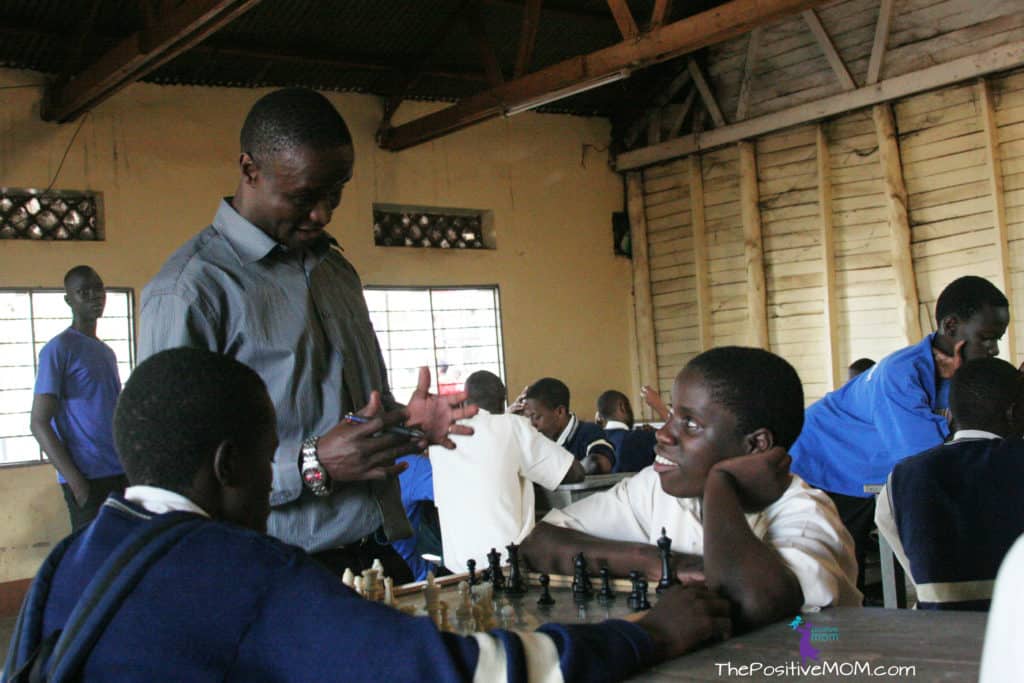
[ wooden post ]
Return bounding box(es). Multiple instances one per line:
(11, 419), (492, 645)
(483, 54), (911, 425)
(816, 125), (842, 389)
(872, 103), (922, 344)
(688, 155), (713, 351)
(978, 77), (1017, 365)
(626, 171), (660, 418)
(739, 141), (769, 348)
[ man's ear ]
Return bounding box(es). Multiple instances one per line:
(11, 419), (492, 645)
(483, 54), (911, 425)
(940, 314), (961, 339)
(744, 428), (775, 454)
(239, 153), (260, 186)
(212, 439), (243, 488)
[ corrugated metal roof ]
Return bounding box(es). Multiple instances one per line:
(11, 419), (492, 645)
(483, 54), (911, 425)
(0, 0), (722, 117)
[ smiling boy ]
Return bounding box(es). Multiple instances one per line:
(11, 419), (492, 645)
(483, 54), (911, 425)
(521, 347), (860, 628)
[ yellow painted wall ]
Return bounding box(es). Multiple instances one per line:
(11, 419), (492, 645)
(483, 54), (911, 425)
(0, 67), (634, 582)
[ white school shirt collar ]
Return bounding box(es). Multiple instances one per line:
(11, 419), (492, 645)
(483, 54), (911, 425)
(124, 485), (211, 518)
(603, 420), (630, 431)
(951, 429), (1001, 442)
(556, 413), (579, 447)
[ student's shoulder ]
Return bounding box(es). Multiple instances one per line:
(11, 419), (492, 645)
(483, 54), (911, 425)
(190, 519), (310, 571)
(765, 475), (841, 519)
(144, 226), (237, 298)
(578, 420), (610, 441)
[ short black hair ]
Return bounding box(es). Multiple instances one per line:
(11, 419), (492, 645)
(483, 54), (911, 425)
(684, 346), (805, 449)
(114, 348), (273, 492)
(935, 276), (1008, 324)
(950, 357), (1023, 431)
(596, 390), (629, 420)
(465, 370), (506, 414)
(240, 88), (353, 164)
(849, 358), (875, 375)
(63, 265), (97, 289)
(525, 378), (570, 411)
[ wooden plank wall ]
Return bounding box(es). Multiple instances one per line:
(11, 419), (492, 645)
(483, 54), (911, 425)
(634, 67), (1024, 404)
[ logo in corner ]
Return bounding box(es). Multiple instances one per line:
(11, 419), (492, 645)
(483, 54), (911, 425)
(790, 615), (840, 666)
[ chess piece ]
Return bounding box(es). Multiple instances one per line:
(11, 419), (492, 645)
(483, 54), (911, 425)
(598, 567), (615, 601)
(384, 576), (395, 607)
(467, 558), (477, 586)
(341, 567), (355, 589)
(504, 543), (527, 595)
(571, 553), (593, 601)
(627, 570), (642, 610)
(637, 578), (652, 610)
(487, 547), (505, 589)
(656, 527), (680, 594)
(537, 573), (555, 606)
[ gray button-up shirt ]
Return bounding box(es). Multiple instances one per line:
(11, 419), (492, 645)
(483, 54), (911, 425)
(139, 200), (411, 551)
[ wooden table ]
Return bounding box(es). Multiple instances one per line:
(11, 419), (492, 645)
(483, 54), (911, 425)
(640, 607), (986, 681)
(536, 472), (634, 513)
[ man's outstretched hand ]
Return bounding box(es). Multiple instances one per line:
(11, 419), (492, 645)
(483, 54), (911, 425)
(404, 366), (477, 448)
(317, 391), (414, 482)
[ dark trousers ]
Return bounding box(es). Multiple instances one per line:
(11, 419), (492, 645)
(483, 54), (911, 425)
(826, 490), (877, 592)
(60, 474), (129, 532)
(312, 538), (414, 585)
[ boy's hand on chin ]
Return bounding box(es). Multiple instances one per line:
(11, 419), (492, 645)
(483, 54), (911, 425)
(709, 447), (792, 512)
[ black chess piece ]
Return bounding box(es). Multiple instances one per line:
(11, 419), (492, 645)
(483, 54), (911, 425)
(656, 527), (680, 594)
(627, 570), (642, 610)
(505, 543), (527, 595)
(598, 567), (615, 601)
(467, 558), (477, 586)
(637, 578), (652, 610)
(571, 553), (593, 601)
(487, 547), (505, 589)
(537, 573), (555, 606)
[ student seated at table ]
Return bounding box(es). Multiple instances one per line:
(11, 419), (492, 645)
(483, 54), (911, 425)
(875, 357), (1024, 611)
(391, 453), (443, 582)
(979, 532), (1024, 682)
(523, 378), (616, 474)
(521, 347), (861, 629)
(430, 370), (584, 574)
(595, 389), (656, 473)
(4, 348), (735, 683)
(789, 276), (1009, 587)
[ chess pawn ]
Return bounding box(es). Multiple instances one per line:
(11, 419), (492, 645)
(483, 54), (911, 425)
(637, 578), (652, 610)
(627, 571), (642, 610)
(598, 567), (615, 601)
(353, 575), (364, 597)
(487, 548), (505, 589)
(439, 601), (451, 631)
(371, 558), (385, 574)
(504, 543), (527, 595)
(537, 573), (555, 606)
(467, 558), (477, 586)
(384, 576), (395, 607)
(341, 568), (355, 589)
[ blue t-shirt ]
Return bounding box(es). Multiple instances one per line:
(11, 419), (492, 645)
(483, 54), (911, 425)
(393, 454), (437, 581)
(33, 327), (123, 482)
(790, 334), (950, 497)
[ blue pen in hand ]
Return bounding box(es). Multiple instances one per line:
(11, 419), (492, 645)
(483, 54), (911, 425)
(342, 413), (425, 440)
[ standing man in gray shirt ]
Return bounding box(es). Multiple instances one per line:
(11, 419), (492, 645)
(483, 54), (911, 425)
(139, 88), (473, 581)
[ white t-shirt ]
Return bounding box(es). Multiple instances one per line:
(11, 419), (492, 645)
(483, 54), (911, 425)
(980, 534), (1024, 683)
(430, 409), (576, 573)
(543, 467), (862, 609)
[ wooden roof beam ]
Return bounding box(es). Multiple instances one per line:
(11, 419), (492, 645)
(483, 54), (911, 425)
(687, 58), (725, 126)
(380, 0), (830, 151)
(803, 8), (855, 90)
(866, 0), (894, 85)
(41, 0), (261, 122)
(513, 0), (543, 78)
(607, 0), (639, 40)
(650, 0), (673, 30)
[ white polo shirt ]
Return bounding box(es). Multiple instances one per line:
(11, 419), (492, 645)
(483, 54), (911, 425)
(543, 467), (862, 609)
(430, 409), (576, 573)
(980, 533), (1024, 683)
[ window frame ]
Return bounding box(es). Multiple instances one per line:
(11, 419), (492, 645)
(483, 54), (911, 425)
(0, 286), (136, 469)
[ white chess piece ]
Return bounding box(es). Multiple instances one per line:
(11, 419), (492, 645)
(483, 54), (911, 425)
(384, 576), (395, 607)
(341, 568), (355, 589)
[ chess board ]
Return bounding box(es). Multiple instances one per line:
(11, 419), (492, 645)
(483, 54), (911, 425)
(393, 571), (658, 634)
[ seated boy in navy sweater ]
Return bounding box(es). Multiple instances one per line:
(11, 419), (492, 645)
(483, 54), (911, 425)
(875, 357), (1024, 610)
(5, 348), (731, 683)
(522, 348), (860, 629)
(596, 389), (657, 473)
(524, 378), (616, 474)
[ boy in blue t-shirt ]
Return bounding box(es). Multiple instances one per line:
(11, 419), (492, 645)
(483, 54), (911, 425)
(523, 377), (616, 474)
(595, 389), (656, 473)
(30, 266), (126, 531)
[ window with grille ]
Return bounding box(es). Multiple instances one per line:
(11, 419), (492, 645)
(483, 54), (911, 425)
(373, 204), (492, 249)
(364, 287), (505, 402)
(0, 189), (102, 241)
(0, 289), (135, 466)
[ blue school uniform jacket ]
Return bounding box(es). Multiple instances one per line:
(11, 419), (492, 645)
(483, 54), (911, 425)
(604, 426), (656, 473)
(11, 497), (654, 683)
(562, 417), (616, 465)
(889, 437), (1024, 610)
(790, 335), (950, 497)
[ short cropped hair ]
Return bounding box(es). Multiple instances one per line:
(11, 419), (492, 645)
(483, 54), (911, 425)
(596, 390), (629, 420)
(848, 358), (876, 375)
(950, 357), (1023, 430)
(684, 346), (805, 449)
(63, 265), (97, 289)
(935, 276), (1008, 324)
(240, 88), (353, 164)
(114, 348), (273, 492)
(465, 370), (506, 414)
(525, 378), (570, 411)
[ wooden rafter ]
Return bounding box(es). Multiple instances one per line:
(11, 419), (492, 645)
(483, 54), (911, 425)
(616, 40), (1024, 169)
(687, 58), (725, 127)
(607, 0), (639, 40)
(666, 88), (696, 138)
(41, 0), (261, 122)
(650, 0), (673, 30)
(380, 0), (832, 151)
(734, 27), (761, 121)
(803, 9), (855, 91)
(58, 0), (104, 87)
(739, 141), (769, 349)
(623, 63), (691, 148)
(866, 0), (894, 85)
(626, 171), (660, 411)
(816, 124), (842, 389)
(688, 154), (712, 351)
(467, 1), (505, 87)
(514, 0), (543, 78)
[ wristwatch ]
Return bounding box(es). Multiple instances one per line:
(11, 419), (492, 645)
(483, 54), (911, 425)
(300, 436), (331, 497)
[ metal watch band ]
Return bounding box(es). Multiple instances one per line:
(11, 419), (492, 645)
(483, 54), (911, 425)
(300, 435), (331, 497)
